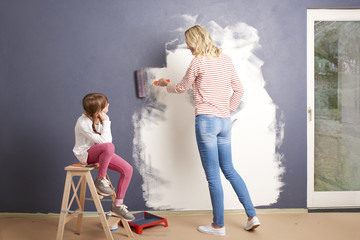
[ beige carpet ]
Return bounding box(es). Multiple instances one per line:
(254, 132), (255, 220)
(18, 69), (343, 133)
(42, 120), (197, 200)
(0, 211), (359, 240)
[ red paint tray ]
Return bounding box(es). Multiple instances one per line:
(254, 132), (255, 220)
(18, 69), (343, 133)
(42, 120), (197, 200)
(127, 211), (168, 234)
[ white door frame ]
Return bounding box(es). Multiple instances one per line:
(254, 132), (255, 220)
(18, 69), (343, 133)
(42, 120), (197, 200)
(307, 8), (360, 209)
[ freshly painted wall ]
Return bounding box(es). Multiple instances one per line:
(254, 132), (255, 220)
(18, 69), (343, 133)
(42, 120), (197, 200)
(133, 19), (284, 210)
(1, 0), (359, 213)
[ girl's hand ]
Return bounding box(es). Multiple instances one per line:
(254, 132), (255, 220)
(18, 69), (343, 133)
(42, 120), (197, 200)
(98, 111), (109, 121)
(157, 78), (169, 87)
(97, 103), (109, 121)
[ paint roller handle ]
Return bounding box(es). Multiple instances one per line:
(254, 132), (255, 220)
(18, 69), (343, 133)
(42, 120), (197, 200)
(154, 79), (170, 87)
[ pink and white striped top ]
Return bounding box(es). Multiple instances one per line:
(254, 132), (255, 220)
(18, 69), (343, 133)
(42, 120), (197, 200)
(167, 54), (244, 118)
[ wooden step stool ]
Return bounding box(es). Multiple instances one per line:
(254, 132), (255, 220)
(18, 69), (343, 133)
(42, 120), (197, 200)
(56, 164), (134, 240)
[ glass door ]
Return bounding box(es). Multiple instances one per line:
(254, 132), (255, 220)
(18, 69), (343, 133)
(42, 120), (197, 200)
(307, 9), (360, 208)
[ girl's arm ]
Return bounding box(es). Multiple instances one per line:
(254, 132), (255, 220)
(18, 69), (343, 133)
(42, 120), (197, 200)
(80, 118), (113, 144)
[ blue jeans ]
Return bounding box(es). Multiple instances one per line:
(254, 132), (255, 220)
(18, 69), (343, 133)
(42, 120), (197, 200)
(195, 114), (256, 226)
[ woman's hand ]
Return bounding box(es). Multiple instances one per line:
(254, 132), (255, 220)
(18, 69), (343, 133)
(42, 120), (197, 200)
(157, 78), (169, 87)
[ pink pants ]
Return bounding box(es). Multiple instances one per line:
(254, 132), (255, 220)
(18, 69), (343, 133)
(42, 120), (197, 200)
(87, 143), (133, 199)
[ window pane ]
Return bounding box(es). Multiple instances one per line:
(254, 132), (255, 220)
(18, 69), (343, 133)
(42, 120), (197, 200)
(314, 21), (360, 191)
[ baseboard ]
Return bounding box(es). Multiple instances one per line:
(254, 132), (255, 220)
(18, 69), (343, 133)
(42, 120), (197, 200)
(0, 208), (308, 218)
(148, 208), (308, 216)
(0, 212), (60, 218)
(308, 208), (360, 213)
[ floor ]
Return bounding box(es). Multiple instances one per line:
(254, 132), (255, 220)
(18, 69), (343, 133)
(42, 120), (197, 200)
(0, 211), (359, 240)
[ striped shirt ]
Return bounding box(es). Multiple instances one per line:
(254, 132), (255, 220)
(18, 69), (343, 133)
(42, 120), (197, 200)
(167, 53), (244, 118)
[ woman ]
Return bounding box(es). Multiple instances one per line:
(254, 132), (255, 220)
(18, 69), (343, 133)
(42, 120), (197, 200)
(157, 25), (260, 236)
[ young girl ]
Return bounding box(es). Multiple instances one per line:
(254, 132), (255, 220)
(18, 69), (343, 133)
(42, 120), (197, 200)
(73, 93), (134, 221)
(157, 25), (260, 236)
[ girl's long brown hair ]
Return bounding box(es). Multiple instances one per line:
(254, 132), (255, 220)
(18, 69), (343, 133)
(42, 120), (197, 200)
(82, 93), (108, 135)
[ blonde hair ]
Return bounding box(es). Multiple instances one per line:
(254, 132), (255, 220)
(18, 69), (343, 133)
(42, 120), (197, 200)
(185, 25), (221, 58)
(82, 93), (108, 135)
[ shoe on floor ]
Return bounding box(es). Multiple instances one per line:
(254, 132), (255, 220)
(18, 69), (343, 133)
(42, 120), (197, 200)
(244, 216), (260, 231)
(94, 178), (113, 196)
(106, 213), (119, 231)
(110, 224), (118, 231)
(198, 224), (226, 236)
(110, 204), (135, 221)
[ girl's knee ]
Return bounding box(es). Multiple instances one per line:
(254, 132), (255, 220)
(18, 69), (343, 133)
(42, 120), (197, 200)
(126, 164), (133, 175)
(102, 142), (115, 153)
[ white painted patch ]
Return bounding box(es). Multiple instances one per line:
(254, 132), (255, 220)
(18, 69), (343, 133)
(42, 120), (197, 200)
(132, 17), (284, 210)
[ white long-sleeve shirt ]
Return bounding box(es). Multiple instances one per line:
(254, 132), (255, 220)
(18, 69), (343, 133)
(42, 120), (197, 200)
(73, 114), (112, 164)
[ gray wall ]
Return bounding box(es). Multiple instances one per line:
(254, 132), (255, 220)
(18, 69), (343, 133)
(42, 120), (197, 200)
(1, 0), (359, 213)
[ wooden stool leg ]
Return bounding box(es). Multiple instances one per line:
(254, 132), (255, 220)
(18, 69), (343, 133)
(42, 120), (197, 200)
(107, 216), (134, 238)
(121, 218), (134, 238)
(75, 175), (87, 234)
(56, 172), (73, 240)
(105, 174), (116, 202)
(85, 172), (114, 240)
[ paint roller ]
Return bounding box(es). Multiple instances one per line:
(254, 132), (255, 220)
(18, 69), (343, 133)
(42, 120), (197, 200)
(136, 69), (170, 98)
(136, 69), (147, 98)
